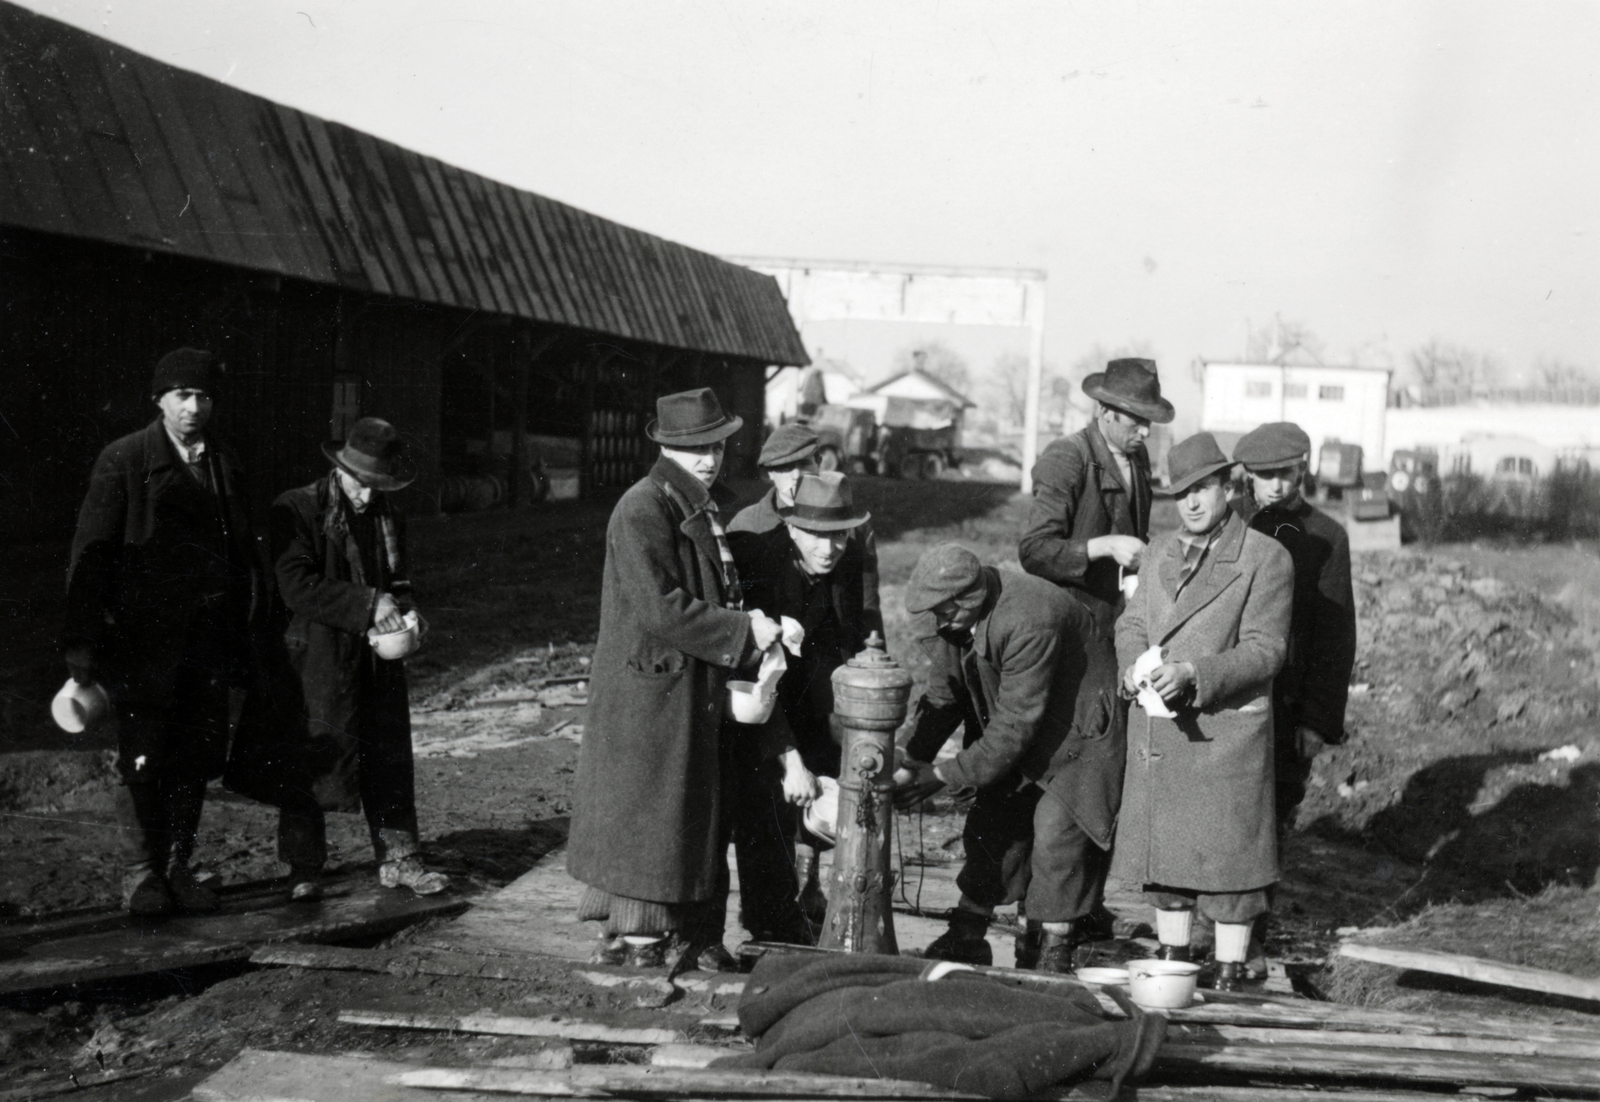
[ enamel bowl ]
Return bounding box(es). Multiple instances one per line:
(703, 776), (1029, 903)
(1126, 958), (1200, 1009)
(1075, 966), (1131, 988)
(369, 611), (422, 660)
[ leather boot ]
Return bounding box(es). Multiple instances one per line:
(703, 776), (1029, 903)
(795, 845), (827, 929)
(115, 784), (172, 916)
(377, 829), (450, 895)
(164, 776), (219, 913)
(925, 910), (993, 966)
(1014, 921), (1041, 971)
(1212, 961), (1245, 992)
(1156, 943), (1193, 962)
(1036, 921), (1082, 974)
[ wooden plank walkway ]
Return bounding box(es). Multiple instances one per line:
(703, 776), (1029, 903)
(0, 869), (470, 996)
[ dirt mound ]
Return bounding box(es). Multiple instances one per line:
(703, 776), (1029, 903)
(1303, 549), (1600, 904)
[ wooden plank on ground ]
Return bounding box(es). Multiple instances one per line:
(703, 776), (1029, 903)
(1157, 1038), (1600, 1092)
(397, 1065), (982, 1099)
(338, 1008), (685, 1045)
(1170, 1023), (1600, 1061)
(1338, 941), (1600, 1003)
(192, 1048), (503, 1102)
(252, 942), (552, 983)
(0, 871), (471, 997)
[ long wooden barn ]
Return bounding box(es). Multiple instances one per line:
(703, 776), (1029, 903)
(0, 2), (808, 538)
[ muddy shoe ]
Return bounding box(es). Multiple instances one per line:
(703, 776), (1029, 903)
(1014, 923), (1041, 970)
(1156, 944), (1192, 963)
(624, 935), (669, 969)
(1211, 961), (1245, 992)
(166, 865), (220, 913)
(1036, 929), (1082, 975)
(925, 912), (993, 966)
(589, 936), (628, 966)
(122, 867), (172, 917)
(692, 942), (740, 973)
(379, 855), (450, 895)
(287, 866), (323, 903)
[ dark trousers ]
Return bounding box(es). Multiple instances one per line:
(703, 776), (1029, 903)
(116, 662), (232, 872)
(1272, 702), (1313, 830)
(277, 681), (419, 870)
(956, 781), (1108, 924)
(720, 738), (806, 934)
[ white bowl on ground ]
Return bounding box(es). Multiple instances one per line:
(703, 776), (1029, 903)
(1126, 958), (1200, 1008)
(1076, 966), (1130, 988)
(51, 678), (110, 734)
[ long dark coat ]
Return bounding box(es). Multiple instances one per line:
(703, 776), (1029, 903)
(729, 522), (877, 775)
(62, 419), (260, 704)
(1111, 513), (1293, 892)
(902, 568), (1125, 849)
(1019, 422), (1151, 637)
(1240, 499), (1356, 744)
(267, 477), (412, 812)
(567, 456), (755, 905)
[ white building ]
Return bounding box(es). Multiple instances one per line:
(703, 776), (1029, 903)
(1200, 362), (1392, 475)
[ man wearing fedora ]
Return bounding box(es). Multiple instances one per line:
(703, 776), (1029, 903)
(570, 388), (783, 970)
(729, 422), (881, 641)
(727, 471), (878, 941)
(269, 417), (449, 901)
(893, 544), (1124, 973)
(63, 347), (263, 916)
(1110, 433), (1293, 990)
(1020, 358), (1173, 639)
(1231, 423), (1356, 831)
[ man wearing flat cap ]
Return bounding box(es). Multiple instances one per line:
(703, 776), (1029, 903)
(570, 388), (783, 970)
(1232, 423), (1356, 830)
(894, 544), (1124, 973)
(1020, 358), (1173, 640)
(267, 417), (449, 902)
(1111, 433), (1293, 990)
(62, 347), (263, 915)
(730, 422), (881, 638)
(727, 471), (879, 941)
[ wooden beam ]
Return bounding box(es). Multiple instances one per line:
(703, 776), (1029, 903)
(1170, 1023), (1600, 1061)
(337, 1009), (684, 1045)
(1338, 942), (1600, 1003)
(1157, 1038), (1600, 1092)
(251, 943), (555, 984)
(395, 1065), (983, 1099)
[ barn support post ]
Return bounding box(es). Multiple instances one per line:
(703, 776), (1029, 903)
(1020, 287), (1047, 495)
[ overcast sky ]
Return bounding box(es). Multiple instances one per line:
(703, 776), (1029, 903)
(16, 0), (1599, 424)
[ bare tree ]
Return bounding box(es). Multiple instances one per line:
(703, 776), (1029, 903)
(1532, 356), (1596, 390)
(987, 351), (1036, 426)
(1408, 339), (1503, 389)
(892, 341), (972, 397)
(1244, 315), (1324, 365)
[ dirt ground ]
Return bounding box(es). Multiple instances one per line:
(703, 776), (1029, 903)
(3, 477), (1600, 1097)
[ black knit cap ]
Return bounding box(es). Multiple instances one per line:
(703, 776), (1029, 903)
(150, 347), (221, 398)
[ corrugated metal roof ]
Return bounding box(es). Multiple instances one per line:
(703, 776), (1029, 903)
(0, 2), (809, 366)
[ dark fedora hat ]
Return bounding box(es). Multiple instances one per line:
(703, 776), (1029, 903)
(646, 388), (743, 447)
(322, 417), (415, 491)
(1082, 358), (1175, 424)
(779, 471), (870, 532)
(1156, 432), (1235, 496)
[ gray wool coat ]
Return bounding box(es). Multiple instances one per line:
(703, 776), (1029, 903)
(903, 568), (1124, 849)
(1110, 512), (1293, 892)
(567, 456), (755, 905)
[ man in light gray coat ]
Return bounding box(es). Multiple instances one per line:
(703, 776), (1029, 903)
(1111, 433), (1293, 990)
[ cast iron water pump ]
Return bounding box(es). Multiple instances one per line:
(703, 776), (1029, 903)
(819, 632), (913, 953)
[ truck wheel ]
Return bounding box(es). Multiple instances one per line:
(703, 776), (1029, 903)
(817, 446), (842, 473)
(900, 454), (925, 480)
(921, 453), (946, 480)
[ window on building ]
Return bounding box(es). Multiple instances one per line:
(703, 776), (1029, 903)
(1495, 456), (1536, 477)
(1245, 380), (1273, 398)
(1284, 383), (1308, 399)
(1319, 385), (1345, 401)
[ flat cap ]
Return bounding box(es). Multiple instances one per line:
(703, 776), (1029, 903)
(904, 543), (983, 615)
(759, 422), (819, 468)
(1233, 422), (1311, 469)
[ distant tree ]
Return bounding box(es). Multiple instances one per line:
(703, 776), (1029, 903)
(988, 351), (1037, 426)
(892, 341), (971, 398)
(1244, 315), (1324, 365)
(1408, 339), (1503, 389)
(1532, 356), (1596, 390)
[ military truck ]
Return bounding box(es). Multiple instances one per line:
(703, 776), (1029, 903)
(806, 396), (962, 480)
